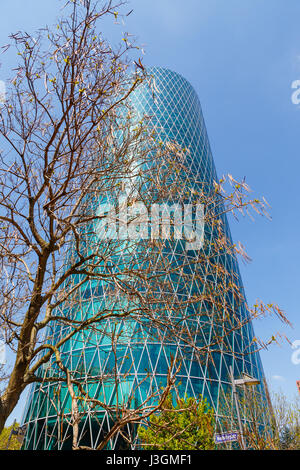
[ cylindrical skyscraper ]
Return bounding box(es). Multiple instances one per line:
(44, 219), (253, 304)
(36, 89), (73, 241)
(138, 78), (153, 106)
(22, 67), (269, 450)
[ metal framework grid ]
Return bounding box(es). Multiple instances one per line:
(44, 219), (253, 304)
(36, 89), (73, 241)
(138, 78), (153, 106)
(22, 67), (269, 450)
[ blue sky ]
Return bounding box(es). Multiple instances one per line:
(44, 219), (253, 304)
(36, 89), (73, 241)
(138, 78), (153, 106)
(1, 0), (299, 424)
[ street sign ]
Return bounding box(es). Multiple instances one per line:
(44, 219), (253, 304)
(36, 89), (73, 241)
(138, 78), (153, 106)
(214, 432), (239, 444)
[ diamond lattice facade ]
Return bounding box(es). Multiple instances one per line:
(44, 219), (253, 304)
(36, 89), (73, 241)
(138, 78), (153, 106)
(22, 67), (269, 450)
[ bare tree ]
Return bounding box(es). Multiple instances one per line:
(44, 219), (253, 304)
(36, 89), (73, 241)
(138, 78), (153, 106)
(0, 0), (154, 432)
(0, 0), (290, 449)
(268, 391), (300, 450)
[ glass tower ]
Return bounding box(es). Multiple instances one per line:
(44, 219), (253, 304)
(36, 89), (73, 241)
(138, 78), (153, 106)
(22, 67), (269, 450)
